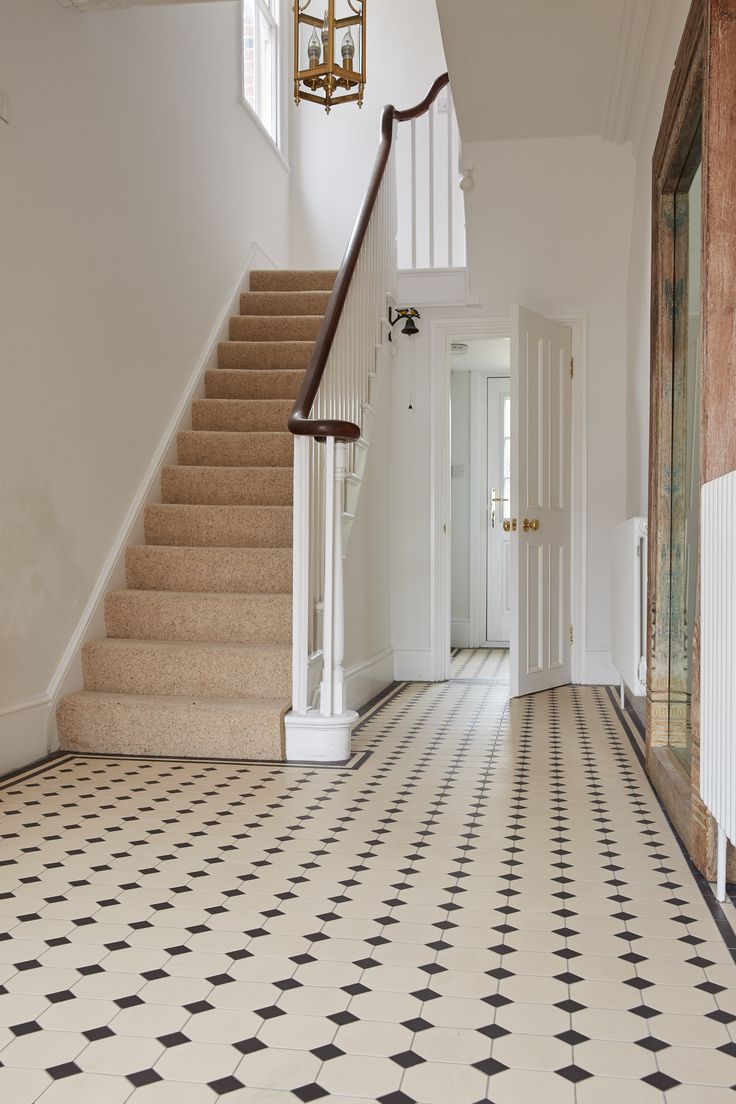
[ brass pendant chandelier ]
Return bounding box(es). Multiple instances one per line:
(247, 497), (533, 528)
(294, 0), (366, 113)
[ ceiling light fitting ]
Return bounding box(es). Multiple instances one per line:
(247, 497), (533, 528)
(294, 0), (366, 113)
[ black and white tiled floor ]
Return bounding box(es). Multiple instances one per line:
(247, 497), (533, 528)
(1, 652), (736, 1102)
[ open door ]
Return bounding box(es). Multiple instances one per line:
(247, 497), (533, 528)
(510, 306), (572, 697)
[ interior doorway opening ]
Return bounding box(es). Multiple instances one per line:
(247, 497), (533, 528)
(450, 337), (512, 653)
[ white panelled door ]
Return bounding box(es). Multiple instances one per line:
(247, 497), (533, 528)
(510, 306), (572, 698)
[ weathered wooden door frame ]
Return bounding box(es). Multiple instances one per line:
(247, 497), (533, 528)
(648, 0), (736, 880)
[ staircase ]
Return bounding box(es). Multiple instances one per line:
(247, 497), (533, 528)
(57, 269), (336, 761)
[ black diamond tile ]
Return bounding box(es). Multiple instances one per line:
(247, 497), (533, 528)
(555, 1029), (589, 1046)
(208, 1076), (245, 1095)
(255, 1005), (286, 1020)
(157, 1032), (189, 1048)
(642, 1072), (681, 1091)
(293, 1084), (329, 1102)
(329, 1010), (359, 1026)
(555, 1064), (592, 1083)
(635, 1036), (669, 1052)
(478, 1023), (510, 1040)
(10, 1021), (41, 1036)
(312, 1044), (345, 1061)
(389, 1050), (425, 1068)
(128, 1069), (163, 1088)
(234, 1037), (267, 1055)
(401, 1017), (432, 1032)
(48, 1063), (82, 1081)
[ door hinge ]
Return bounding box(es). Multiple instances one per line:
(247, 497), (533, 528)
(569, 624), (574, 645)
(570, 357), (574, 380)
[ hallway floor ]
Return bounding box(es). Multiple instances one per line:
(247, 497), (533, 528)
(1, 653), (735, 1102)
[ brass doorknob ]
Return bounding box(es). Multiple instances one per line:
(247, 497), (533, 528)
(502, 520), (511, 533)
(522, 518), (540, 532)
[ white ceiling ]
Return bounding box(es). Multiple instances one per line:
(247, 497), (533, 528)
(437, 0), (661, 144)
(450, 337), (510, 373)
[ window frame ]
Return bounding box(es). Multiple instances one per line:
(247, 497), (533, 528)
(241, 0), (288, 165)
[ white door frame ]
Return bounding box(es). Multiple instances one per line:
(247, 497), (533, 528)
(430, 313), (587, 684)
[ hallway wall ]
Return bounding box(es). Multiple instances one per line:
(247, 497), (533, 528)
(0, 0), (290, 773)
(390, 137), (636, 683)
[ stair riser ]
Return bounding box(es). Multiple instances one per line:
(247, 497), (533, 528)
(125, 547), (292, 594)
(240, 291), (330, 316)
(250, 270), (337, 292)
(105, 592), (292, 646)
(218, 341), (314, 370)
(144, 505), (292, 548)
(205, 369), (303, 400)
(58, 695), (285, 760)
(177, 431), (293, 468)
(161, 466), (293, 506)
(191, 400), (291, 433)
(82, 641), (291, 698)
(229, 316), (322, 341)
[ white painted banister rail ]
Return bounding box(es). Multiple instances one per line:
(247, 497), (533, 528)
(285, 75), (450, 762)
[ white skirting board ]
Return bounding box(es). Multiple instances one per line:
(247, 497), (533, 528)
(393, 645), (436, 682)
(344, 647), (394, 712)
(2, 243), (278, 768)
(0, 697), (52, 778)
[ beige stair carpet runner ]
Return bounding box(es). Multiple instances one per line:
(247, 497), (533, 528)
(57, 270), (336, 761)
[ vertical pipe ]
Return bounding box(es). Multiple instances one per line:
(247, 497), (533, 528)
(428, 103), (435, 268)
(447, 88), (453, 268)
(291, 435), (311, 714)
(411, 119), (417, 270)
(333, 441), (348, 715)
(717, 824), (727, 902)
(321, 438), (336, 717)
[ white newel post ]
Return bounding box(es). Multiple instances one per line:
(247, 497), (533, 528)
(284, 436), (358, 763)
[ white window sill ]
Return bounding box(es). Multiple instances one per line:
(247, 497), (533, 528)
(240, 96), (291, 173)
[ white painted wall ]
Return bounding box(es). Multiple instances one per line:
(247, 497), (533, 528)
(288, 0), (447, 269)
(625, 0), (691, 517)
(390, 138), (636, 684)
(0, 0), (290, 774)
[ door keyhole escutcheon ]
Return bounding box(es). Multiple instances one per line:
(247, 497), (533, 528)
(522, 518), (540, 532)
(503, 518), (518, 533)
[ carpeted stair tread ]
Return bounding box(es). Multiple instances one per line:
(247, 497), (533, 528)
(177, 430), (292, 468)
(82, 638), (291, 698)
(57, 265), (332, 762)
(161, 465), (293, 505)
(204, 369), (304, 400)
(125, 546), (292, 593)
(144, 503), (292, 548)
(229, 315), (323, 341)
(105, 589), (291, 645)
(249, 269), (337, 291)
(57, 692), (287, 760)
(218, 340), (314, 371)
(191, 398), (292, 433)
(240, 290), (331, 315)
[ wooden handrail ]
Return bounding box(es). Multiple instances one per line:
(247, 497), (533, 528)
(288, 72), (450, 441)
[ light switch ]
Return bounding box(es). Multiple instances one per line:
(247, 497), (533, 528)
(0, 87), (10, 125)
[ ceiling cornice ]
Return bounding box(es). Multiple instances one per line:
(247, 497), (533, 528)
(56, 0), (221, 10)
(601, 0), (654, 144)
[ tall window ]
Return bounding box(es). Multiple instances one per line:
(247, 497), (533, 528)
(243, 0), (279, 145)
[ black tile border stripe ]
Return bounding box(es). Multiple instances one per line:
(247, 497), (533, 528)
(605, 684), (736, 960)
(0, 681), (410, 792)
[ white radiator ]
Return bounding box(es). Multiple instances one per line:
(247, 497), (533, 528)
(611, 517), (648, 703)
(701, 471), (736, 900)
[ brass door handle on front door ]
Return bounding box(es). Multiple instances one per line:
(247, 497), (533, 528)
(522, 518), (540, 532)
